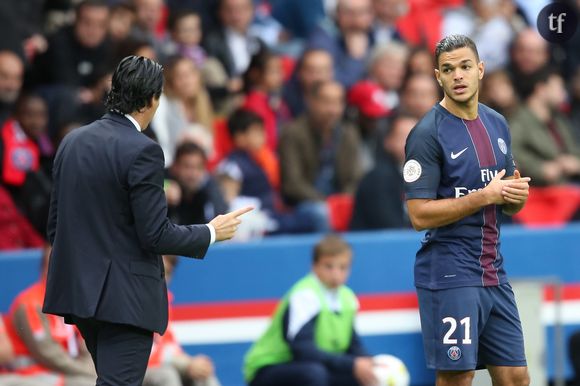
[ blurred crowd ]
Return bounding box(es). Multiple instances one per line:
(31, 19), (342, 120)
(1, 0), (580, 249)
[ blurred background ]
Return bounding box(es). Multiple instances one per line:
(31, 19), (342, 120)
(1, 0), (580, 385)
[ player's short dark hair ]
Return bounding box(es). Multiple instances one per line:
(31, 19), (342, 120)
(174, 141), (207, 163)
(105, 55), (163, 114)
(312, 234), (352, 263)
(517, 65), (559, 100)
(435, 35), (479, 67)
(168, 10), (200, 32)
(227, 109), (264, 138)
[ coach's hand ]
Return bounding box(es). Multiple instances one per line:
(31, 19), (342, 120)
(354, 357), (377, 386)
(209, 206), (254, 242)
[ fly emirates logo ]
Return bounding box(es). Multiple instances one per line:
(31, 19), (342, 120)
(454, 169), (499, 198)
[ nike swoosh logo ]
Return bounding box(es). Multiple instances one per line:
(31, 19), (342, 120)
(450, 147), (468, 159)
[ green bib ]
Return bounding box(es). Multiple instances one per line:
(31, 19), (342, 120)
(243, 274), (358, 382)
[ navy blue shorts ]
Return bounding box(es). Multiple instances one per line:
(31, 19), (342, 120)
(417, 283), (527, 370)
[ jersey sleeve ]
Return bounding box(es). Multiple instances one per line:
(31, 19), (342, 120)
(403, 124), (442, 200)
(501, 116), (516, 177)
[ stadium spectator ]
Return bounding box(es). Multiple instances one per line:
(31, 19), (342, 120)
(243, 234), (377, 386)
(152, 56), (215, 165)
(508, 28), (550, 98)
(569, 66), (580, 145)
(279, 80), (362, 230)
(32, 0), (112, 89)
(350, 114), (415, 230)
(307, 0), (375, 88)
(480, 69), (519, 119)
(271, 0), (327, 42)
(0, 51), (24, 126)
(0, 186), (44, 250)
(0, 93), (52, 235)
(0, 2), (47, 61)
(406, 46), (435, 76)
(132, 0), (166, 54)
(4, 245), (96, 385)
(347, 80), (392, 172)
(398, 73), (440, 120)
(371, 0), (407, 44)
(367, 41), (409, 112)
(203, 0), (265, 94)
(242, 49), (290, 152)
(283, 49), (334, 118)
(218, 109), (319, 235)
(509, 66), (580, 186)
(163, 10), (228, 92)
(442, 0), (514, 72)
(108, 2), (137, 43)
(166, 142), (228, 226)
(144, 255), (222, 386)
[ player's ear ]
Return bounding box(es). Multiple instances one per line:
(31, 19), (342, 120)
(434, 69), (442, 86)
(478, 61), (485, 80)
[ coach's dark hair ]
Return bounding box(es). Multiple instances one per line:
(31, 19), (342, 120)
(227, 108), (264, 138)
(312, 234), (352, 264)
(435, 35), (479, 67)
(105, 56), (163, 114)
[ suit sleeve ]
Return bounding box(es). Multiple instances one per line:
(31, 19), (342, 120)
(128, 142), (211, 258)
(47, 143), (63, 244)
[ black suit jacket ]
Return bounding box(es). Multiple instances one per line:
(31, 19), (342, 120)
(43, 113), (211, 334)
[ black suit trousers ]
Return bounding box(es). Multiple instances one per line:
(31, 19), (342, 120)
(73, 317), (153, 386)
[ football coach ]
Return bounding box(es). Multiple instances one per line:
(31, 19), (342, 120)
(43, 55), (252, 386)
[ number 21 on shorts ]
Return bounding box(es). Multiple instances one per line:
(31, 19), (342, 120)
(442, 317), (472, 344)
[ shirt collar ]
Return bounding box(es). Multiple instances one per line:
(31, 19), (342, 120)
(124, 114), (142, 132)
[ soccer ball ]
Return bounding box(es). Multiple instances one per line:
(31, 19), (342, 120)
(372, 354), (410, 386)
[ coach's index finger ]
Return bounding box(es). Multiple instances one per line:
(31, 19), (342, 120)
(226, 206), (254, 219)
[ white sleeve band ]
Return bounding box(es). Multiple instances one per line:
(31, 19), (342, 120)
(206, 224), (216, 244)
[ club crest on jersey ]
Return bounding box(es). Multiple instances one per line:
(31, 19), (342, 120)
(447, 346), (461, 361)
(498, 138), (507, 155)
(403, 159), (422, 183)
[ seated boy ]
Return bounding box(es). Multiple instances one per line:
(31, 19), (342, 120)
(243, 234), (377, 386)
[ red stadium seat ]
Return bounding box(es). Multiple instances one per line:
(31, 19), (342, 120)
(512, 185), (580, 227)
(327, 194), (354, 232)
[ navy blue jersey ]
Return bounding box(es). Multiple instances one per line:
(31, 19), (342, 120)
(404, 103), (516, 290)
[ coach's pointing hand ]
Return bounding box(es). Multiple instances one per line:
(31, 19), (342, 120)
(209, 206), (254, 242)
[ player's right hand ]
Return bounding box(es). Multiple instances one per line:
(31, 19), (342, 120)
(209, 206), (254, 242)
(484, 169), (530, 205)
(354, 356), (377, 386)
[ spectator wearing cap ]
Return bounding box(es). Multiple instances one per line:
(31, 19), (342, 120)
(347, 80), (391, 173)
(350, 114), (416, 230)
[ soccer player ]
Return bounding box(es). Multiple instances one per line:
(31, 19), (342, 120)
(404, 35), (531, 386)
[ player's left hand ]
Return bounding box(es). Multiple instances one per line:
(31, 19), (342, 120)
(502, 169), (530, 205)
